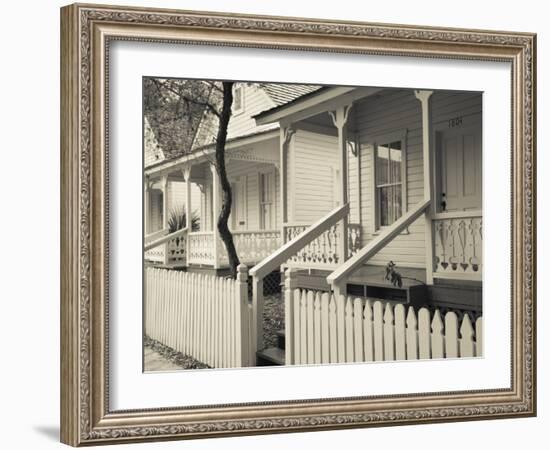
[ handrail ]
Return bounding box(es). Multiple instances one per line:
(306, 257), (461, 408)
(144, 227), (168, 243)
(231, 229), (280, 236)
(250, 203), (350, 280)
(327, 199), (431, 287)
(188, 230), (214, 236)
(432, 210), (482, 220)
(144, 227), (188, 251)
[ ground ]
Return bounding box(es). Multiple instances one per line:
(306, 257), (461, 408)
(143, 292), (285, 371)
(143, 335), (211, 371)
(261, 292), (284, 349)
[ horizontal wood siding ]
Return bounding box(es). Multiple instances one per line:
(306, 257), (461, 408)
(355, 89), (482, 268)
(227, 84), (278, 139)
(291, 129), (338, 223)
(348, 143), (360, 224)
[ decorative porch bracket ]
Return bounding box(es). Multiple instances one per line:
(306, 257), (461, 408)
(414, 89), (435, 285)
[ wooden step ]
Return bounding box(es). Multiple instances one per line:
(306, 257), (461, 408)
(256, 347), (285, 366)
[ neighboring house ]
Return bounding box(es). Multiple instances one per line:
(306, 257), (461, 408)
(144, 82), (319, 270)
(145, 82), (482, 314)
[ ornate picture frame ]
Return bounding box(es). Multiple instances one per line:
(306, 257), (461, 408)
(60, 3), (536, 446)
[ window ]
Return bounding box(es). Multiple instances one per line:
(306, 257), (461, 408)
(259, 171), (275, 230)
(233, 85), (244, 115)
(375, 140), (404, 228)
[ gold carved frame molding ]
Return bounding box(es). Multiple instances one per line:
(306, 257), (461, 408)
(60, 3), (536, 446)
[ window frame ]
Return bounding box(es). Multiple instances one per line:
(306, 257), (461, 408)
(370, 130), (408, 231)
(232, 84), (245, 115)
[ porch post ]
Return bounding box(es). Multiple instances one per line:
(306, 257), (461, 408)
(329, 104), (352, 263)
(161, 175), (169, 265)
(414, 90), (434, 285)
(279, 126), (295, 242)
(183, 166), (192, 265)
(144, 178), (150, 235)
(211, 164), (221, 269)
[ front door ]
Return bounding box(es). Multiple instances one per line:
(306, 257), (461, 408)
(231, 177), (247, 230)
(437, 123), (482, 212)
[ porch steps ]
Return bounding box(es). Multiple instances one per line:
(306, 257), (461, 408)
(256, 329), (286, 366)
(276, 329), (286, 350)
(256, 346), (285, 366)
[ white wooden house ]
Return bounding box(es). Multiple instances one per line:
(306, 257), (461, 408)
(144, 83), (319, 272)
(250, 86), (482, 314)
(144, 81), (483, 366)
(145, 83), (482, 304)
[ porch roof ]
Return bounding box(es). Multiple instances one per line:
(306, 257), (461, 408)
(145, 127), (279, 177)
(254, 86), (381, 125)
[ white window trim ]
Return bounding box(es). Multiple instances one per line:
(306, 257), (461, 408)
(368, 129), (408, 233)
(232, 85), (245, 116)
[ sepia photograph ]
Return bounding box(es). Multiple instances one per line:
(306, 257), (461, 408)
(142, 78), (483, 371)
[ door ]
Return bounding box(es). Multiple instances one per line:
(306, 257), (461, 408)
(259, 170), (275, 230)
(231, 177), (247, 230)
(437, 124), (482, 212)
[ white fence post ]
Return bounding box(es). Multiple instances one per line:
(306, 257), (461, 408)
(431, 309), (444, 359)
(383, 303), (395, 361)
(418, 308), (431, 360)
(394, 304), (406, 361)
(460, 314), (475, 357)
(475, 316), (483, 357)
(236, 264), (249, 367)
(284, 268), (298, 365)
(445, 312), (459, 358)
(251, 275), (263, 363)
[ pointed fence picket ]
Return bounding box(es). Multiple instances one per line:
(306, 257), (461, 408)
(284, 286), (483, 365)
(144, 266), (252, 369)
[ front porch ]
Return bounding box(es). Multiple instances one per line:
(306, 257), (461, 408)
(144, 131), (283, 271)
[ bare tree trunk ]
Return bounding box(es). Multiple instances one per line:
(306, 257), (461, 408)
(215, 81), (240, 278)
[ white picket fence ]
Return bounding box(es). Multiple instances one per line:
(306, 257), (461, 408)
(284, 271), (482, 366)
(145, 266), (252, 368)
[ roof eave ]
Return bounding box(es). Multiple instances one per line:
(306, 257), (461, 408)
(254, 86), (382, 125)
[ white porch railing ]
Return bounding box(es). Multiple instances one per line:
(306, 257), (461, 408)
(144, 228), (187, 266)
(144, 228), (168, 263)
(218, 230), (281, 266)
(284, 221), (362, 269)
(433, 211), (482, 279)
(188, 231), (216, 265)
(188, 230), (281, 267)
